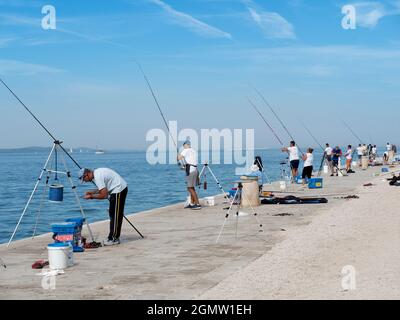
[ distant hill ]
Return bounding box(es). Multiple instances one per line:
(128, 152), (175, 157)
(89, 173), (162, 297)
(0, 147), (96, 153)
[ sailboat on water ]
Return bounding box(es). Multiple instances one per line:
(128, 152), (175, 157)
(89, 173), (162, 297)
(95, 145), (105, 154)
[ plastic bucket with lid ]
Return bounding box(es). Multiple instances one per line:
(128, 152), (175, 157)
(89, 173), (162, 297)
(47, 242), (73, 270)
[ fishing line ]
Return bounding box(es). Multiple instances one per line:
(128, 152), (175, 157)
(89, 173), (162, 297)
(253, 86), (304, 155)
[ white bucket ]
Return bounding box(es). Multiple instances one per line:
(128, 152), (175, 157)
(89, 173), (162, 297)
(204, 196), (215, 207)
(352, 161), (357, 167)
(47, 243), (73, 270)
(323, 165), (329, 174)
(279, 181), (286, 190)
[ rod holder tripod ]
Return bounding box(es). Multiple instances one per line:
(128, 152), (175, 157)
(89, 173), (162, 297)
(198, 163), (229, 201)
(216, 182), (263, 243)
(7, 141), (96, 247)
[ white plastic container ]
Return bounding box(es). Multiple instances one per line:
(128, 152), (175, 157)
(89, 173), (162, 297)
(323, 165), (329, 174)
(204, 196), (215, 207)
(47, 243), (73, 270)
(279, 181), (286, 190)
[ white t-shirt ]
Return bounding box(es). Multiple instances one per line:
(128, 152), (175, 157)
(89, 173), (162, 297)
(387, 144), (392, 151)
(288, 146), (299, 161)
(357, 146), (363, 156)
(372, 147), (377, 155)
(325, 147), (333, 156)
(93, 168), (127, 194)
(304, 153), (313, 167)
(345, 149), (352, 160)
(180, 148), (198, 173)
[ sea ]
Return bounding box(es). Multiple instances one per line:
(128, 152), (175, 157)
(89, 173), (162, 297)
(0, 146), (375, 244)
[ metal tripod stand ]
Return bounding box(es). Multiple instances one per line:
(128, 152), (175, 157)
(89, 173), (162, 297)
(216, 182), (263, 243)
(7, 141), (96, 247)
(198, 163), (229, 200)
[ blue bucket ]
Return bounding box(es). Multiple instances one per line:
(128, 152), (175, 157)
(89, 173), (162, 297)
(49, 184), (64, 202)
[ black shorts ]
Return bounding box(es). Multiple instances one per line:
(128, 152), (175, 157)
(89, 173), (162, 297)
(332, 160), (339, 166)
(290, 160), (300, 169)
(302, 166), (313, 179)
(326, 155), (332, 162)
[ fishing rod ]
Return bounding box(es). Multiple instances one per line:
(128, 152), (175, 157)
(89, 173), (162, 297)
(247, 97), (284, 146)
(343, 120), (363, 144)
(300, 121), (327, 176)
(301, 121), (324, 151)
(0, 77), (144, 239)
(136, 62), (182, 166)
(253, 86), (304, 155)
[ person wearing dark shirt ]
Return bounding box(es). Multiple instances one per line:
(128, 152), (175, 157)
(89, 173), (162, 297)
(331, 146), (342, 176)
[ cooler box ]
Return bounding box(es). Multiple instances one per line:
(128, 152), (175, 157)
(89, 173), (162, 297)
(308, 178), (323, 189)
(51, 220), (85, 253)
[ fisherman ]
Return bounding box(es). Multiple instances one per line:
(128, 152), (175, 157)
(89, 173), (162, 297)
(383, 151), (389, 165)
(324, 143), (333, 172)
(249, 164), (264, 192)
(301, 148), (314, 184)
(372, 145), (378, 160)
(356, 144), (363, 167)
(345, 145), (355, 173)
(282, 141), (300, 182)
(79, 167), (128, 246)
(177, 140), (201, 210)
(331, 146), (342, 176)
(253, 156), (266, 190)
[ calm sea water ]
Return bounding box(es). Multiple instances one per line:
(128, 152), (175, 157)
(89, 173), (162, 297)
(0, 148), (337, 244)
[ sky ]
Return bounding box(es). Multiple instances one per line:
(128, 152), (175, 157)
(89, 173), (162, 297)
(0, 0), (399, 150)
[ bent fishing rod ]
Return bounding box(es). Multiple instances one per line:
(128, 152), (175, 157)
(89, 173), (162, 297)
(136, 62), (182, 167)
(253, 87), (304, 155)
(0, 77), (144, 239)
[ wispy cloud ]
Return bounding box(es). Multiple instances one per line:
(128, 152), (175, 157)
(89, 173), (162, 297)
(0, 13), (129, 48)
(0, 59), (64, 76)
(148, 0), (232, 39)
(351, 1), (400, 28)
(0, 37), (16, 47)
(241, 0), (296, 39)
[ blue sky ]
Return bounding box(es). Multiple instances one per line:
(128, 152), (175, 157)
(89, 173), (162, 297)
(0, 0), (399, 150)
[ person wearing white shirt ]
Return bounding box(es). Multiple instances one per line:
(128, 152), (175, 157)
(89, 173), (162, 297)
(80, 167), (128, 246)
(177, 140), (201, 210)
(301, 148), (314, 184)
(282, 141), (300, 181)
(345, 145), (355, 173)
(356, 144), (364, 166)
(324, 143), (333, 172)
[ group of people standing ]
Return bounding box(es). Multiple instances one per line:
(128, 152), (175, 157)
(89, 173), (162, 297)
(280, 141), (392, 182)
